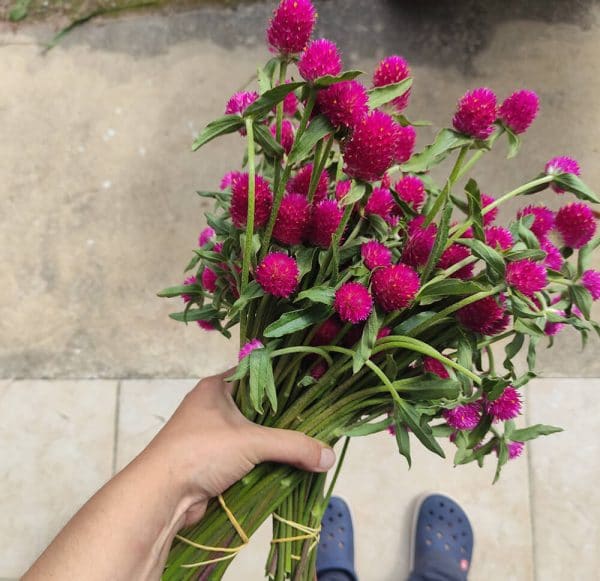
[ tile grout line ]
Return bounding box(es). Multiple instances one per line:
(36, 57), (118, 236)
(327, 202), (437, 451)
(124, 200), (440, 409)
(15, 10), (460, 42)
(525, 389), (538, 581)
(111, 380), (122, 476)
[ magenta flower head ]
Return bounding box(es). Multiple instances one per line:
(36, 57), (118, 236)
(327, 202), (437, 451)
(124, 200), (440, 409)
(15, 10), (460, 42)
(540, 237), (564, 271)
(273, 193), (311, 245)
(545, 156), (581, 193)
(582, 270), (600, 300)
(239, 338), (264, 361)
(498, 90), (540, 134)
(198, 226), (216, 247)
(377, 326), (392, 339)
(361, 240), (392, 270)
(287, 163), (329, 202)
(423, 356), (450, 379)
(443, 403), (481, 431)
(545, 309), (566, 337)
(220, 170), (241, 191)
(506, 259), (547, 297)
(517, 205), (555, 238)
(481, 193), (498, 226)
(438, 244), (474, 280)
(307, 199), (343, 248)
(230, 173), (273, 229)
(452, 88), (498, 139)
(182, 275), (198, 303)
(298, 38), (342, 81)
(197, 320), (216, 331)
(312, 317), (342, 346)
(266, 0), (317, 55)
(484, 386), (522, 421)
(225, 91), (259, 117)
(395, 175), (426, 211)
(270, 119), (295, 154)
(372, 263), (421, 312)
(316, 80), (369, 128)
(402, 217), (437, 267)
(283, 88), (298, 116)
(344, 110), (404, 181)
(364, 187), (395, 219)
(201, 267), (218, 293)
(335, 180), (352, 202)
(395, 125), (417, 163)
(555, 202), (597, 248)
(457, 294), (509, 335)
(485, 226), (513, 251)
(372, 55), (412, 112)
(334, 282), (373, 323)
(310, 360), (328, 380)
(255, 252), (300, 298)
(507, 441), (525, 460)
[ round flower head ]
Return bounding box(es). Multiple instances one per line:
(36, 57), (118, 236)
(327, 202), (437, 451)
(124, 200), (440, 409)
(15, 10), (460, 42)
(481, 193), (498, 226)
(540, 237), (564, 271)
(443, 403), (480, 431)
(507, 441), (525, 460)
(266, 0), (317, 55)
(334, 282), (373, 323)
(506, 259), (547, 297)
(372, 55), (412, 112)
(484, 386), (522, 421)
(377, 326), (392, 339)
(437, 244), (474, 280)
(555, 202), (597, 249)
(230, 173), (273, 229)
(270, 119), (295, 154)
(335, 180), (352, 202)
(310, 360), (328, 379)
(197, 320), (216, 331)
(181, 275), (198, 303)
(381, 173), (392, 189)
(198, 226), (216, 247)
(395, 175), (426, 211)
(255, 252), (300, 298)
(344, 110), (404, 181)
(485, 226), (513, 251)
(364, 187), (394, 219)
(225, 91), (259, 116)
(517, 205), (555, 238)
(316, 80), (369, 128)
(452, 88), (498, 140)
(273, 193), (311, 245)
(402, 217), (437, 268)
(498, 90), (540, 134)
(220, 170), (241, 191)
(423, 356), (450, 379)
(361, 240), (392, 270)
(457, 294), (509, 335)
(283, 87), (298, 116)
(545, 309), (566, 336)
(238, 338), (264, 361)
(311, 317), (342, 346)
(372, 263), (421, 312)
(298, 38), (342, 81)
(395, 125), (416, 163)
(287, 163), (329, 202)
(545, 156), (581, 193)
(307, 199), (343, 248)
(582, 269), (600, 300)
(201, 267), (218, 293)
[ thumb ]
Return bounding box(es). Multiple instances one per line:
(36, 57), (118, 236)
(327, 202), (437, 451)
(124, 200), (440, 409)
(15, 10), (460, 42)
(250, 426), (336, 473)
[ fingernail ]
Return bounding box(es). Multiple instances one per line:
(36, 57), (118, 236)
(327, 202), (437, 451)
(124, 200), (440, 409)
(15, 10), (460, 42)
(318, 448), (336, 471)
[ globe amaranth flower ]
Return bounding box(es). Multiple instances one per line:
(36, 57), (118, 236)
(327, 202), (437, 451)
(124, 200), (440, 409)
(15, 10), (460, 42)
(239, 338), (264, 361)
(443, 403), (481, 431)
(485, 226), (513, 251)
(364, 187), (394, 219)
(270, 119), (295, 154)
(181, 275), (198, 303)
(507, 441), (525, 460)
(310, 360), (328, 379)
(545, 156), (581, 194)
(335, 180), (352, 202)
(423, 356), (450, 379)
(498, 90), (540, 134)
(457, 294), (509, 336)
(283, 88), (298, 116)
(311, 317), (342, 346)
(517, 205), (555, 238)
(394, 175), (426, 212)
(437, 244), (474, 280)
(395, 125), (416, 163)
(266, 0), (317, 55)
(287, 163), (329, 202)
(361, 240), (392, 270)
(506, 259), (547, 297)
(555, 202), (597, 249)
(372, 55), (412, 112)
(452, 88), (498, 140)
(545, 309), (566, 336)
(402, 216), (437, 268)
(372, 263), (421, 312)
(481, 193), (498, 226)
(344, 110), (404, 181)
(198, 226), (216, 247)
(316, 80), (369, 128)
(225, 91), (259, 116)
(220, 170), (241, 191)
(201, 267), (218, 293)
(377, 326), (392, 339)
(230, 173), (273, 229)
(334, 282), (373, 323)
(255, 252), (300, 298)
(484, 386), (522, 421)
(381, 173), (392, 189)
(197, 320), (216, 331)
(582, 269), (600, 300)
(307, 199), (343, 248)
(298, 38), (342, 81)
(273, 193), (311, 245)
(540, 237), (564, 271)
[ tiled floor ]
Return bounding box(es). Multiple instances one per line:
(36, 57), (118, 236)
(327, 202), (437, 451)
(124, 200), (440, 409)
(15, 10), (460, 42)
(0, 378), (598, 580)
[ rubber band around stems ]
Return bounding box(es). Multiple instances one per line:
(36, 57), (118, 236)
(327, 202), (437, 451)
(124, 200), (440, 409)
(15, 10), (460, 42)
(271, 513), (322, 561)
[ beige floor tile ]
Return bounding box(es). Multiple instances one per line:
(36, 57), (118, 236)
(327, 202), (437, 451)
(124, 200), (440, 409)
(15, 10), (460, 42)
(528, 378), (600, 580)
(0, 380), (117, 578)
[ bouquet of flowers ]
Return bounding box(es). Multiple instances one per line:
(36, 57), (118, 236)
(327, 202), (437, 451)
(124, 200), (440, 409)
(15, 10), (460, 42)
(160, 1), (600, 578)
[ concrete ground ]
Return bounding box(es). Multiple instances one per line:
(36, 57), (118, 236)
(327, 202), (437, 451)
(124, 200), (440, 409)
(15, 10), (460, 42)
(1, 0), (600, 579)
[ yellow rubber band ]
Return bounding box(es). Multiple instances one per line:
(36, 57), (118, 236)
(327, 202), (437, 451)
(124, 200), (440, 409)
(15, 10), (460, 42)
(270, 513), (321, 547)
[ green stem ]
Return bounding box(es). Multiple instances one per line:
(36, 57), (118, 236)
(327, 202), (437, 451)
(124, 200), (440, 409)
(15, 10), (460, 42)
(273, 59), (288, 196)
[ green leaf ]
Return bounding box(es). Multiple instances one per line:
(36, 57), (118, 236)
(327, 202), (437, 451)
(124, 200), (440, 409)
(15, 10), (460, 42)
(503, 332), (524, 376)
(505, 248), (546, 262)
(392, 406), (412, 467)
(394, 311), (439, 335)
(253, 123), (284, 157)
(505, 126), (521, 159)
(527, 335), (539, 372)
(394, 377), (461, 400)
(510, 424), (563, 442)
(553, 173), (600, 203)
(422, 198), (452, 281)
(295, 286), (336, 305)
(516, 219), (540, 249)
(514, 317), (545, 337)
(230, 281), (265, 316)
(493, 439), (509, 484)
(419, 279), (486, 300)
(287, 115), (334, 165)
(192, 249), (224, 264)
(460, 238), (505, 280)
(192, 115), (245, 151)
(314, 69), (364, 88)
(465, 179), (485, 242)
(264, 303), (330, 338)
(295, 247), (317, 277)
(367, 213), (389, 239)
(243, 82), (304, 119)
(257, 58), (278, 94)
(343, 416), (393, 437)
(570, 284), (593, 319)
(248, 349), (266, 414)
(340, 182), (367, 206)
(9, 0), (31, 21)
(353, 309), (381, 373)
(401, 129), (472, 173)
(157, 284), (202, 298)
(482, 376), (511, 401)
(367, 78), (413, 109)
(467, 414), (492, 450)
(169, 306), (222, 323)
(395, 400), (445, 458)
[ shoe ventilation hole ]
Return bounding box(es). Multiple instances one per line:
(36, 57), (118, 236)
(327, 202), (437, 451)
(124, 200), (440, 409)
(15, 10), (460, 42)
(429, 510), (434, 516)
(338, 542), (344, 549)
(425, 524), (432, 532)
(340, 526), (345, 532)
(452, 534), (458, 540)
(458, 517), (463, 523)
(450, 508), (455, 513)
(462, 532), (466, 537)
(328, 533), (334, 540)
(438, 515), (444, 521)
(436, 532), (443, 539)
(338, 512), (343, 518)
(328, 517), (334, 523)
(322, 543), (328, 549)
(440, 502), (445, 507)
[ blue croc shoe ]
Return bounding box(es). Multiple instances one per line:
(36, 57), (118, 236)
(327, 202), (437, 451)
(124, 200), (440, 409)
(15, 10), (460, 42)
(409, 493), (474, 581)
(316, 497), (358, 581)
